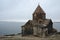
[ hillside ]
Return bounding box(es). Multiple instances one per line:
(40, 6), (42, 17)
(0, 34), (60, 40)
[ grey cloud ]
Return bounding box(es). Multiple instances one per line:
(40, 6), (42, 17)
(0, 0), (60, 21)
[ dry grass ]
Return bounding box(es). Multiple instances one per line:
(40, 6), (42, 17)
(0, 34), (60, 40)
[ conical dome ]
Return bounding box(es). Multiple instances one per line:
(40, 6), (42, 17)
(33, 5), (46, 20)
(33, 5), (45, 15)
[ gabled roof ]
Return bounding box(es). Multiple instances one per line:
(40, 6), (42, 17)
(22, 19), (53, 28)
(33, 5), (45, 15)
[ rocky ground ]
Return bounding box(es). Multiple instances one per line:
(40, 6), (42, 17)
(0, 34), (60, 40)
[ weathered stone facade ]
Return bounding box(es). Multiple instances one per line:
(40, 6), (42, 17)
(21, 5), (57, 37)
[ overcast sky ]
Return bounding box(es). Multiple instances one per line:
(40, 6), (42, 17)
(0, 0), (60, 22)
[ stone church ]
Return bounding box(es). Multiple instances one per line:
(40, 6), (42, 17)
(21, 5), (57, 37)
